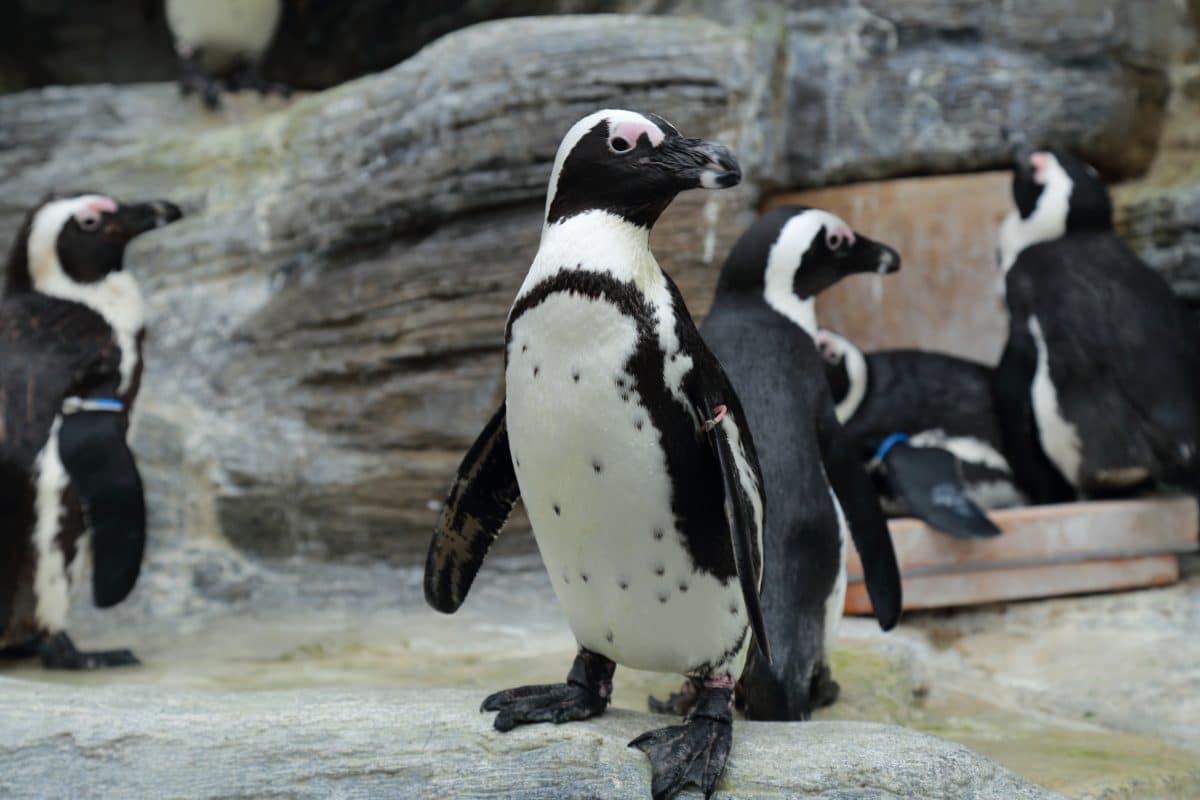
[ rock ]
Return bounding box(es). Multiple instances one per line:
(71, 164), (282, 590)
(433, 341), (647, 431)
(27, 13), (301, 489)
(0, 682), (1060, 799)
(778, 0), (1173, 187)
(0, 8), (1183, 561)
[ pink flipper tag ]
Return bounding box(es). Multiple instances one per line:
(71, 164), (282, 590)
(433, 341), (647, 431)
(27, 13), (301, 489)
(701, 404), (728, 433)
(609, 119), (665, 149)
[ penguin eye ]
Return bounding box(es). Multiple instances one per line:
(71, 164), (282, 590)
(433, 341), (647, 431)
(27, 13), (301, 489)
(827, 232), (844, 250)
(608, 136), (633, 154)
(76, 212), (101, 232)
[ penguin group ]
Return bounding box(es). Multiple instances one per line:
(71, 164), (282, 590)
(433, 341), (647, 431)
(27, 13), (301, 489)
(4, 98), (1195, 799)
(424, 114), (1200, 798)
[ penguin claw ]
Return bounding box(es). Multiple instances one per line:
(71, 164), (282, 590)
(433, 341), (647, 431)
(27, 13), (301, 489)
(481, 682), (608, 732)
(629, 715), (732, 800)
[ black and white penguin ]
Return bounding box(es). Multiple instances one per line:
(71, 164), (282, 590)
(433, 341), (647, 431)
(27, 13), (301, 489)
(426, 109), (768, 800)
(994, 147), (1200, 502)
(166, 0), (286, 108)
(693, 205), (903, 721)
(814, 328), (1022, 537)
(0, 193), (182, 669)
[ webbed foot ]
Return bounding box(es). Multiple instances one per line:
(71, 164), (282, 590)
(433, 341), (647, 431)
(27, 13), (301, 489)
(39, 632), (139, 670)
(481, 647), (614, 732)
(810, 662), (840, 709)
(630, 677), (734, 800)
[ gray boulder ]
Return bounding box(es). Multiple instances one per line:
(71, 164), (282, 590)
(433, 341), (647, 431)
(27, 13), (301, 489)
(0, 8), (1180, 561)
(0, 681), (1061, 799)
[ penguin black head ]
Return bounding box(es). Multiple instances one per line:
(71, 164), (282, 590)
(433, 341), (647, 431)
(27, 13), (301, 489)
(814, 328), (868, 423)
(545, 109), (741, 229)
(716, 206), (900, 317)
(997, 147), (1112, 270)
(5, 193), (183, 298)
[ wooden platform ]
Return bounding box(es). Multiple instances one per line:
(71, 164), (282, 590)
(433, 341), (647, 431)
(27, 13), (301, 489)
(845, 497), (1200, 614)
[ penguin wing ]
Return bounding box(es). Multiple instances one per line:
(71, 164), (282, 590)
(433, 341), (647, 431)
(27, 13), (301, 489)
(57, 409), (146, 608)
(817, 399), (902, 630)
(994, 272), (1077, 503)
(424, 403), (520, 614)
(702, 395), (772, 664)
(883, 443), (1001, 539)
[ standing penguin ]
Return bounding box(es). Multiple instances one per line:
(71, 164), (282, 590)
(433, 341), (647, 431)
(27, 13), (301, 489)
(426, 109), (767, 800)
(814, 329), (1018, 537)
(166, 0), (286, 108)
(994, 147), (1200, 502)
(0, 193), (182, 669)
(693, 205), (903, 721)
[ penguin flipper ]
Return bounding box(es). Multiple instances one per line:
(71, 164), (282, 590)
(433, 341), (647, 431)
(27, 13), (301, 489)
(424, 403), (520, 614)
(883, 443), (1001, 539)
(57, 409), (146, 609)
(703, 401), (771, 664)
(818, 404), (902, 630)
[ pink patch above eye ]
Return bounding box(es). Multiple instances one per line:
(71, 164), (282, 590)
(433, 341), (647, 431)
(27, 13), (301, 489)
(1030, 152), (1049, 179)
(83, 197), (118, 215)
(829, 226), (856, 247)
(609, 120), (664, 149)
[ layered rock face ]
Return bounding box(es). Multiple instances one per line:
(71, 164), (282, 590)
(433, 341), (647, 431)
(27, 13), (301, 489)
(0, 3), (1185, 562)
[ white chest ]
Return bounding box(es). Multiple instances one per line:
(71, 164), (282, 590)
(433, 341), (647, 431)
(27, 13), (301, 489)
(505, 292), (747, 674)
(1029, 316), (1082, 486)
(167, 0), (281, 59)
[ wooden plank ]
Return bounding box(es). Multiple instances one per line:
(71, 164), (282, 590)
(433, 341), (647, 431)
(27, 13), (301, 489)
(764, 172), (1011, 364)
(846, 497), (1199, 579)
(845, 555), (1180, 615)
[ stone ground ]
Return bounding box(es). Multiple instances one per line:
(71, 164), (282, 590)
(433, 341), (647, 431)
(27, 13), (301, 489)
(0, 542), (1196, 799)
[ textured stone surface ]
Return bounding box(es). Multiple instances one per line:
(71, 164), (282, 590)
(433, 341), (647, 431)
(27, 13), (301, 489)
(0, 682), (1058, 800)
(0, 7), (1183, 559)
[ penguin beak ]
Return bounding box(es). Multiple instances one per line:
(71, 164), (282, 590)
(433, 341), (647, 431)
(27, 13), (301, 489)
(652, 137), (742, 190)
(846, 235), (901, 276)
(107, 200), (184, 241)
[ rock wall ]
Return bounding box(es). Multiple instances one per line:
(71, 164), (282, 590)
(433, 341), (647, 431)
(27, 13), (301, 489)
(0, 4), (1187, 563)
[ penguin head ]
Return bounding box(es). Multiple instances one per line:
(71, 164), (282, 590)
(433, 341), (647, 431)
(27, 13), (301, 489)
(717, 205), (900, 305)
(544, 109), (741, 229)
(6, 193), (183, 298)
(814, 328), (868, 423)
(997, 147), (1112, 270)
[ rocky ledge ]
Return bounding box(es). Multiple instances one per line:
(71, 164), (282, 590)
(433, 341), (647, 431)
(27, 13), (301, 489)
(0, 682), (1058, 799)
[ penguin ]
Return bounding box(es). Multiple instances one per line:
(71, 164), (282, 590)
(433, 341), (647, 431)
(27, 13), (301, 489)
(426, 109), (769, 800)
(0, 193), (182, 669)
(682, 205), (903, 722)
(814, 328), (1020, 537)
(994, 146), (1200, 502)
(166, 0), (286, 108)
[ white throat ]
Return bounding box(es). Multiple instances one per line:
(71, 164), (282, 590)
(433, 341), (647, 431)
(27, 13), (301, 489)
(763, 211), (842, 335)
(27, 197), (145, 394)
(997, 161), (1073, 272)
(519, 210), (659, 298)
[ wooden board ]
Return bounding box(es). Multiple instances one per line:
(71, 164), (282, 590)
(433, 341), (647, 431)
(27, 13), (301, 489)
(845, 497), (1199, 614)
(845, 555), (1180, 615)
(764, 172), (1011, 365)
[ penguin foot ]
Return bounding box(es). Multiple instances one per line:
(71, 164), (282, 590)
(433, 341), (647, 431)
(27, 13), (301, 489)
(177, 52), (222, 109)
(38, 632), (140, 670)
(629, 680), (734, 800)
(810, 663), (840, 709)
(0, 637), (42, 660)
(647, 676), (700, 716)
(229, 64), (291, 99)
(481, 647), (614, 732)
